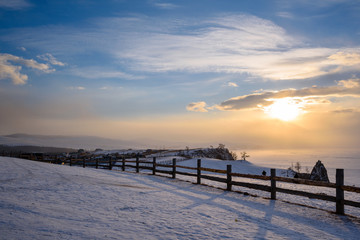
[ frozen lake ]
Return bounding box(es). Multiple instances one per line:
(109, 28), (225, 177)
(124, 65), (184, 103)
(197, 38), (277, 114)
(235, 149), (360, 186)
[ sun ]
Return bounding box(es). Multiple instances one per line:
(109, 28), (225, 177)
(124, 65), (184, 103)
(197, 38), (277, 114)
(264, 98), (304, 121)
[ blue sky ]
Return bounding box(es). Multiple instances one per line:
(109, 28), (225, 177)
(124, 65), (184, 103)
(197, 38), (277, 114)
(1, 0), (360, 149)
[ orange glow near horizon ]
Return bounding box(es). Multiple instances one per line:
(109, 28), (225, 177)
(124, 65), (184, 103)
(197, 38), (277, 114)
(264, 98), (305, 121)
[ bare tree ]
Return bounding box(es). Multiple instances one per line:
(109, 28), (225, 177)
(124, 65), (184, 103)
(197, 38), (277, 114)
(218, 143), (225, 149)
(230, 151), (238, 160)
(294, 162), (302, 173)
(240, 151), (250, 161)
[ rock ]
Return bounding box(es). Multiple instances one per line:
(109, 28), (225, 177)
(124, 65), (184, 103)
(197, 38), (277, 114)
(310, 160), (329, 182)
(294, 172), (310, 179)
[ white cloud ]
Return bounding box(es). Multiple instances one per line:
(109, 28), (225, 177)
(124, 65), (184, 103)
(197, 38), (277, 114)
(276, 0), (348, 10)
(0, 61), (27, 85)
(227, 82), (238, 87)
(338, 79), (360, 88)
(99, 86), (123, 90)
(327, 51), (360, 69)
(0, 0), (31, 10)
(69, 86), (85, 91)
(100, 86), (112, 90)
(37, 53), (66, 66)
(186, 102), (208, 112)
(217, 78), (360, 111)
(0, 53), (53, 85)
(109, 15), (359, 81)
(118, 14), (296, 73)
(3, 14), (360, 81)
(276, 12), (294, 19)
(70, 67), (143, 80)
(151, 1), (178, 9)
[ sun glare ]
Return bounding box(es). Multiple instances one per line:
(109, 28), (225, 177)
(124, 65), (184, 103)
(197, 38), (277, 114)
(265, 98), (304, 121)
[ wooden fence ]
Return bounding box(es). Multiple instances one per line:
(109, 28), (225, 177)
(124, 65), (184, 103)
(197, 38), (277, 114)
(2, 152), (360, 215)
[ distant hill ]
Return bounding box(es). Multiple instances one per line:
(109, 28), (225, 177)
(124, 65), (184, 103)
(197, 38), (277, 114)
(0, 134), (142, 150)
(0, 145), (76, 153)
(0, 133), (258, 152)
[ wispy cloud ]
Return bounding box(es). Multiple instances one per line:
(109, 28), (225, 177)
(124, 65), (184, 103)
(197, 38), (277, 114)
(186, 101), (208, 112)
(68, 86), (85, 91)
(0, 0), (31, 10)
(276, 12), (294, 19)
(150, 1), (178, 9)
(109, 14), (359, 80)
(99, 86), (123, 91)
(227, 82), (238, 87)
(70, 67), (143, 80)
(37, 53), (66, 66)
(100, 86), (112, 90)
(332, 108), (357, 114)
(118, 14), (296, 73)
(338, 79), (359, 88)
(0, 53), (53, 85)
(2, 14), (359, 81)
(276, 0), (348, 10)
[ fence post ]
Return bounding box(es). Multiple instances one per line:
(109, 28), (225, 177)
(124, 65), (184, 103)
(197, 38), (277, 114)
(112, 157), (117, 169)
(227, 165), (232, 191)
(122, 156), (125, 171)
(136, 155), (139, 173)
(153, 157), (156, 175)
(83, 158), (86, 168)
(336, 169), (345, 215)
(197, 159), (201, 184)
(109, 156), (112, 170)
(172, 158), (176, 179)
(96, 158), (98, 169)
(271, 169), (276, 200)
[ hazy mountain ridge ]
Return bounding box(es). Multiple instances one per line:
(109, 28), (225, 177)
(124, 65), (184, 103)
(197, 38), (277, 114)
(0, 145), (76, 153)
(0, 133), (260, 153)
(1, 134), (140, 150)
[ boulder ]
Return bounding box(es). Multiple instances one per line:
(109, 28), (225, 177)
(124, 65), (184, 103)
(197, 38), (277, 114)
(310, 160), (329, 182)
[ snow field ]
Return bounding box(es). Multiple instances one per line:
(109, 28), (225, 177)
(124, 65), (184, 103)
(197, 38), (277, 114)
(118, 157), (360, 217)
(1, 157), (360, 240)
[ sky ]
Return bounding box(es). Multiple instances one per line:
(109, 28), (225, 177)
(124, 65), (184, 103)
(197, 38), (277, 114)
(0, 0), (360, 149)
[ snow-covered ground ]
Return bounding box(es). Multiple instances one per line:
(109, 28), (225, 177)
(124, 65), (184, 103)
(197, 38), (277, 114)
(1, 157), (360, 240)
(126, 157), (360, 217)
(180, 159), (360, 216)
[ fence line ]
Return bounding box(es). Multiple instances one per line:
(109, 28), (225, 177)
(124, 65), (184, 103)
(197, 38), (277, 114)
(2, 152), (360, 215)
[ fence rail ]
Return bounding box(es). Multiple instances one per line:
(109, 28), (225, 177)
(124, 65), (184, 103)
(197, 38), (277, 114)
(2, 152), (360, 216)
